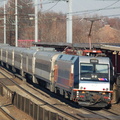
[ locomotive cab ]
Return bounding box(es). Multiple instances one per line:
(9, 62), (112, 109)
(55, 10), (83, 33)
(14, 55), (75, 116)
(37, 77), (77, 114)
(73, 56), (114, 107)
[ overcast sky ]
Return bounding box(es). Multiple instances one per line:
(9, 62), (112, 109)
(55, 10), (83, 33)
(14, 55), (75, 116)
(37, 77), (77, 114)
(40, 0), (120, 17)
(0, 0), (119, 17)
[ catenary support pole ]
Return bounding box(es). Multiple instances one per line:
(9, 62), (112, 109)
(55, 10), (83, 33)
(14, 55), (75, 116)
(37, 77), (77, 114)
(15, 0), (18, 47)
(35, 0), (38, 43)
(4, 0), (6, 44)
(66, 0), (72, 43)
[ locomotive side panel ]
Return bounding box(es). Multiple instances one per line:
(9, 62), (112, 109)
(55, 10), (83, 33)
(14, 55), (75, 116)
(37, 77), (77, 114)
(55, 55), (79, 92)
(57, 60), (72, 88)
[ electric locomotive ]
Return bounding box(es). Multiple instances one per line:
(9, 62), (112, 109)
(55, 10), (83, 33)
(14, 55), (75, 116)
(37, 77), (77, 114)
(55, 55), (114, 107)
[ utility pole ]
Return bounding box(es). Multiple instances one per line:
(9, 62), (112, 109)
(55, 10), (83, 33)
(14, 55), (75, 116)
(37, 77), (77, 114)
(4, 0), (6, 44)
(66, 0), (72, 43)
(15, 0), (18, 47)
(35, 0), (38, 43)
(84, 18), (101, 50)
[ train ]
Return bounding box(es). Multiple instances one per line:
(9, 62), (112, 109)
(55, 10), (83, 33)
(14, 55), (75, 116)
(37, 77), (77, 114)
(0, 44), (115, 107)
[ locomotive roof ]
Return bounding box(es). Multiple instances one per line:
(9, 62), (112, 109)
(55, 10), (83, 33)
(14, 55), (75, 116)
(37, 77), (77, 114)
(79, 56), (109, 64)
(57, 54), (78, 63)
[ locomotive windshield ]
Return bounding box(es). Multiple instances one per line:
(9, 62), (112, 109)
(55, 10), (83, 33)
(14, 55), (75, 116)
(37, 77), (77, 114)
(80, 63), (109, 81)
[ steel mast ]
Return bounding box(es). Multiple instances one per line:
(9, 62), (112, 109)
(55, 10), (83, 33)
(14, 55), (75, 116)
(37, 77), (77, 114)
(15, 0), (18, 47)
(66, 0), (72, 43)
(35, 0), (38, 43)
(4, 0), (6, 44)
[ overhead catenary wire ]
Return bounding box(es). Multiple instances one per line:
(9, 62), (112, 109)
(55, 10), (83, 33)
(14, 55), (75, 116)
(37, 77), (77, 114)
(32, 1), (119, 17)
(0, 0), (120, 26)
(42, 0), (60, 12)
(1, 6), (120, 22)
(36, 0), (120, 22)
(63, 0), (120, 15)
(1, 0), (120, 17)
(70, 6), (120, 16)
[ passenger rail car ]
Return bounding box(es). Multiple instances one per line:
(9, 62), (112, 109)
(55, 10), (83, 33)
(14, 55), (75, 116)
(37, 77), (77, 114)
(0, 45), (114, 107)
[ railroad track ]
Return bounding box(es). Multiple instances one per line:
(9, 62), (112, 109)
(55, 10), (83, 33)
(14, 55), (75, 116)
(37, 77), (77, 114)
(0, 106), (16, 120)
(26, 83), (120, 120)
(77, 107), (120, 120)
(0, 67), (80, 120)
(0, 66), (120, 120)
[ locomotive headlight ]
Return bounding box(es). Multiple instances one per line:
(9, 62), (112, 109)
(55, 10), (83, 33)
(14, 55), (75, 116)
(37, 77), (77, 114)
(80, 87), (83, 89)
(106, 88), (108, 91)
(103, 88), (108, 91)
(80, 87), (86, 90)
(91, 75), (94, 78)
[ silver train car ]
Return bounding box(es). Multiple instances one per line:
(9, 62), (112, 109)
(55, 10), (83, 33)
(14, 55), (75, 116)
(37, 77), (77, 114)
(0, 45), (115, 107)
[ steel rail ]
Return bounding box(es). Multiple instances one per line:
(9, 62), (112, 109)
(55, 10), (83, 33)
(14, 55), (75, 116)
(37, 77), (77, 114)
(0, 106), (16, 120)
(1, 66), (120, 120)
(0, 67), (81, 120)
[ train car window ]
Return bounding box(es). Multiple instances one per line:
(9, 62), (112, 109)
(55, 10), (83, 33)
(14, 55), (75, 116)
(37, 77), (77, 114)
(35, 62), (51, 72)
(96, 64), (108, 73)
(81, 64), (93, 73)
(80, 63), (109, 81)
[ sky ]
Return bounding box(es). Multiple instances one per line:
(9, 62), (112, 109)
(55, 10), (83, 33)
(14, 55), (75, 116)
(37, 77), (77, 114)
(39, 0), (120, 17)
(0, 0), (119, 17)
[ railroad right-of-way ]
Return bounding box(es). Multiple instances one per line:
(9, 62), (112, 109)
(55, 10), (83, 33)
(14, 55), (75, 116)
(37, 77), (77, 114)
(0, 66), (120, 120)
